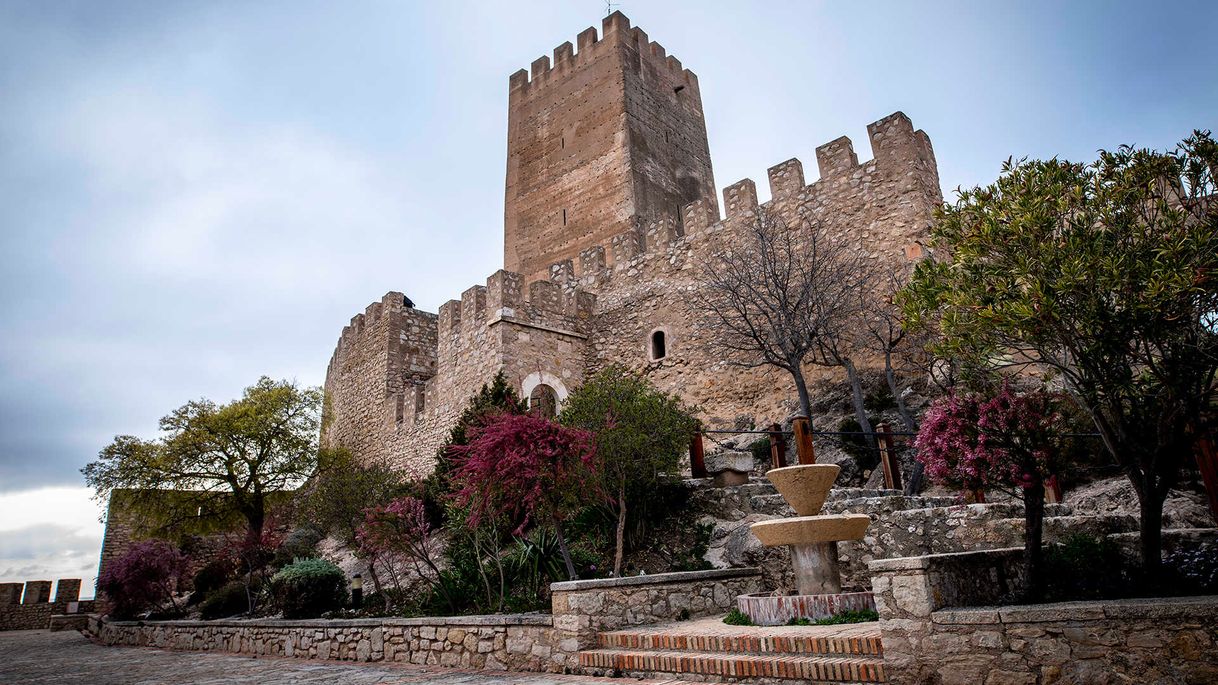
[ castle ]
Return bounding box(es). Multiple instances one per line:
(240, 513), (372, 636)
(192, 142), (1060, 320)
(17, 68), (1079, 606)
(321, 11), (943, 476)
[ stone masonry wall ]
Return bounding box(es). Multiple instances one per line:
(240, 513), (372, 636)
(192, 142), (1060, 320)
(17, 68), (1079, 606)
(1, 578), (92, 632)
(322, 273), (594, 475)
(869, 549), (1218, 684)
(582, 110), (941, 430)
(92, 568), (758, 674)
(549, 568), (762, 644)
(504, 12), (716, 284)
(96, 615), (570, 672)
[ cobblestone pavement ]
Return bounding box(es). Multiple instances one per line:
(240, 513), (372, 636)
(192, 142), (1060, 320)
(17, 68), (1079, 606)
(0, 630), (699, 685)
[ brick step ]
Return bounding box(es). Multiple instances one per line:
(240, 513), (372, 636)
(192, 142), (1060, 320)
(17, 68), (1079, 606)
(579, 647), (886, 683)
(597, 628), (882, 657)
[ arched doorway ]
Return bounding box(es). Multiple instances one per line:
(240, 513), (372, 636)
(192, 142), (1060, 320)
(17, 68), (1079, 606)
(521, 371), (569, 419)
(528, 383), (559, 418)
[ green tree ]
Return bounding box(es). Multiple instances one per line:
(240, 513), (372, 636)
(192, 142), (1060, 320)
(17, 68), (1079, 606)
(559, 366), (699, 576)
(421, 371), (524, 613)
(84, 377), (323, 543)
(295, 448), (409, 593)
(903, 132), (1218, 577)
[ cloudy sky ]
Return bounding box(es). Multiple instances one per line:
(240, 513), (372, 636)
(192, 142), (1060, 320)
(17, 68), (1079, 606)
(1, 0), (1214, 596)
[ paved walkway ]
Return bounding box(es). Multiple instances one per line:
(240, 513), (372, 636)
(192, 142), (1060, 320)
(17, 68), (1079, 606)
(0, 629), (703, 685)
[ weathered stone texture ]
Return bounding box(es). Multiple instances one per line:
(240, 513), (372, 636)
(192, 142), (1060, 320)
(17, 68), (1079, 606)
(549, 568), (762, 643)
(1, 581), (95, 632)
(97, 615), (568, 673)
(869, 549), (1218, 684)
(505, 12), (716, 285)
(93, 568), (757, 674)
(692, 479), (1217, 593)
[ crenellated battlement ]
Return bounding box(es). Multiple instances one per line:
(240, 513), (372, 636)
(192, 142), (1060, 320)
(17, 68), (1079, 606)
(509, 11), (698, 100)
(535, 111), (938, 286)
(327, 291), (436, 379)
(436, 269), (595, 339)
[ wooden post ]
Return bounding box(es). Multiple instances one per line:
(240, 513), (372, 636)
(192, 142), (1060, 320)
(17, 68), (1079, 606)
(689, 432), (707, 479)
(768, 423), (787, 469)
(1197, 435), (1218, 525)
(877, 423), (902, 491)
(792, 416), (816, 465)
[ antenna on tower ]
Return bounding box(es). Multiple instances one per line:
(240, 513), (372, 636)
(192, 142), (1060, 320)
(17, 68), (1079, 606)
(605, 1), (619, 17)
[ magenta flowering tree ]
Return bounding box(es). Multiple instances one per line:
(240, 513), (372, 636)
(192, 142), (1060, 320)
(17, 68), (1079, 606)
(97, 539), (188, 619)
(356, 496), (451, 608)
(451, 412), (598, 580)
(915, 384), (1065, 598)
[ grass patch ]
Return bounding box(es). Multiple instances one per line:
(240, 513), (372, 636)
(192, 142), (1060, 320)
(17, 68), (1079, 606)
(722, 608), (754, 626)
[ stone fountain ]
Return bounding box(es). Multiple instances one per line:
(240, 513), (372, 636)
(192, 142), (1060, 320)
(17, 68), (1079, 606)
(736, 464), (877, 625)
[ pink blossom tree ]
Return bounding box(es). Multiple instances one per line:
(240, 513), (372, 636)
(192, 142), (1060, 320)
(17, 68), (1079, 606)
(97, 540), (188, 619)
(915, 384), (1065, 598)
(450, 412), (598, 580)
(355, 496), (450, 608)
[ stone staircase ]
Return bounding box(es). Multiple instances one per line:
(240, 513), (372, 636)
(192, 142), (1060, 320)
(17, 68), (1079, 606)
(578, 617), (886, 683)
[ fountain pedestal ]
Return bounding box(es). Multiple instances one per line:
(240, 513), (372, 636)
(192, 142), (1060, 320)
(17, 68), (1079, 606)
(737, 464), (877, 625)
(791, 542), (841, 595)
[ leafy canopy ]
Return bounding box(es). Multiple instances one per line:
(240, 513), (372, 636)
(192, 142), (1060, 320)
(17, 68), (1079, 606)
(83, 377), (323, 539)
(903, 131), (1218, 572)
(559, 365), (698, 498)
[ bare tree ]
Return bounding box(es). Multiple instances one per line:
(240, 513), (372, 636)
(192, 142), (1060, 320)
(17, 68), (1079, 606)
(690, 207), (872, 426)
(860, 263), (924, 434)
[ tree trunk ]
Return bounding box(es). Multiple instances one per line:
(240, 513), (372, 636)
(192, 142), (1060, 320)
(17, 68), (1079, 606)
(554, 517), (578, 581)
(844, 360), (876, 449)
(1023, 482), (1046, 602)
(613, 484), (628, 577)
(1137, 483), (1165, 585)
(791, 367), (813, 423)
(885, 349), (918, 433)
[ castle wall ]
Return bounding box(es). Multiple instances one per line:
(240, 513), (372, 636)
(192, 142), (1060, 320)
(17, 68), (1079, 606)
(324, 273), (594, 476)
(321, 293), (438, 470)
(321, 11), (944, 477)
(579, 111), (942, 427)
(504, 12), (715, 284)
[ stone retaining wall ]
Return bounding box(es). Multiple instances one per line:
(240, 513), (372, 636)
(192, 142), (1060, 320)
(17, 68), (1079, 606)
(94, 567), (761, 674)
(96, 614), (571, 672)
(550, 568), (763, 639)
(869, 549), (1218, 684)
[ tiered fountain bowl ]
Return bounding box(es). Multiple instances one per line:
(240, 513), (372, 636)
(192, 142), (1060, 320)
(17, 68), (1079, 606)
(737, 464), (877, 626)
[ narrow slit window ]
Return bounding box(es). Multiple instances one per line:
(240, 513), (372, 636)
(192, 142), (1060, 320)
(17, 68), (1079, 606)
(562, 208), (567, 225)
(650, 330), (667, 360)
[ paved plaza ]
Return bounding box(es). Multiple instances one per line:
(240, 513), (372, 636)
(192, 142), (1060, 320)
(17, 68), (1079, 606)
(0, 629), (703, 685)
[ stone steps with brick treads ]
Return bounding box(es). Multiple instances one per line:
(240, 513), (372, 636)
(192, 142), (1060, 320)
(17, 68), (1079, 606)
(578, 617), (885, 683)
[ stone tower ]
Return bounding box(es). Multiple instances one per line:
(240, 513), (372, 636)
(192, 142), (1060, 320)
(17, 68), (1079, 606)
(503, 11), (717, 283)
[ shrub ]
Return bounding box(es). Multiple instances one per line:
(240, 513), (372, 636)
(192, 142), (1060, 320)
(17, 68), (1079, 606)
(199, 580), (252, 619)
(189, 558), (236, 604)
(1042, 533), (1134, 602)
(723, 608), (754, 626)
(97, 540), (187, 619)
(269, 558), (348, 619)
(812, 608), (879, 625)
(271, 526), (324, 568)
(749, 437), (770, 462)
(1164, 544), (1218, 594)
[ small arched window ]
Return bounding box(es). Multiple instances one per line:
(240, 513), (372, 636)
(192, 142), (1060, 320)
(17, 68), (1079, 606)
(529, 384), (559, 419)
(650, 329), (667, 361)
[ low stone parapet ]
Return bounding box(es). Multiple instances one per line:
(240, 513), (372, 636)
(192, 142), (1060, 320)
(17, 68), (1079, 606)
(550, 567), (763, 640)
(96, 613), (571, 672)
(92, 567), (762, 674)
(869, 549), (1218, 683)
(903, 596), (1218, 684)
